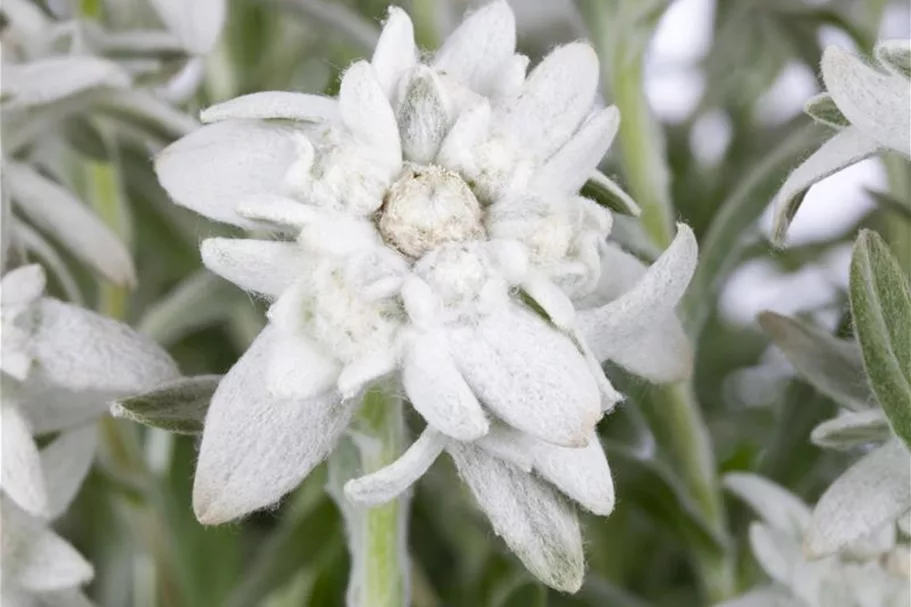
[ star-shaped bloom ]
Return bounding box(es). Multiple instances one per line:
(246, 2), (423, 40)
(155, 1), (697, 590)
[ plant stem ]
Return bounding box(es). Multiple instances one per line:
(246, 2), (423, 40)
(329, 386), (409, 607)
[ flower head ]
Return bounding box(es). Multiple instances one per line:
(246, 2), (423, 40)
(156, 0), (698, 591)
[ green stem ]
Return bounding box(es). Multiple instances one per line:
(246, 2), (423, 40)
(329, 386), (409, 607)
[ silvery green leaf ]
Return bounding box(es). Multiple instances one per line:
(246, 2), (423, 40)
(715, 586), (802, 607)
(149, 0), (225, 55)
(12, 218), (84, 304)
(758, 311), (872, 411)
(581, 170), (642, 216)
(93, 87), (198, 142)
(876, 40), (911, 80)
(111, 375), (220, 435)
(849, 230), (911, 450)
(865, 187), (911, 222)
(41, 425), (97, 519)
(1, 402), (49, 517)
(810, 410), (892, 451)
(806, 440), (911, 557)
(804, 93), (850, 129)
(1, 56), (129, 110)
(723, 473), (811, 538)
(6, 162), (136, 286)
(94, 29), (186, 59)
(771, 127), (879, 245)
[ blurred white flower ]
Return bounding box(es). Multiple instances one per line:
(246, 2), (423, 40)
(155, 0), (697, 590)
(719, 473), (911, 607)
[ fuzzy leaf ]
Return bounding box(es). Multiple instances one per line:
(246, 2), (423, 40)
(810, 410), (892, 451)
(804, 93), (850, 129)
(758, 311), (872, 411)
(581, 170), (642, 216)
(876, 40), (911, 80)
(849, 230), (911, 450)
(111, 375), (221, 435)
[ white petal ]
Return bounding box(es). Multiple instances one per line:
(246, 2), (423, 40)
(336, 351), (397, 399)
(474, 423), (534, 472)
(531, 433), (615, 515)
(749, 522), (800, 586)
(402, 331), (489, 441)
(371, 6), (417, 98)
(344, 428), (445, 505)
(1, 56), (129, 110)
(433, 0), (516, 94)
(822, 46), (911, 155)
(266, 330), (341, 401)
(1, 496), (93, 592)
(489, 54), (529, 98)
(200, 237), (306, 298)
(1, 403), (48, 517)
(522, 274), (575, 329)
(449, 304), (601, 447)
(7, 163), (136, 286)
(1, 263), (46, 307)
(149, 0), (225, 54)
(436, 99), (491, 175)
(448, 442), (584, 592)
(496, 43), (600, 159)
(41, 425), (97, 520)
(397, 66), (453, 164)
(771, 127), (880, 243)
(810, 410), (891, 451)
(532, 106), (620, 196)
(338, 61), (401, 169)
(155, 120), (300, 227)
(201, 91), (339, 124)
(193, 327), (353, 523)
(806, 440), (911, 557)
(723, 472), (812, 538)
(235, 194), (320, 229)
(575, 225), (697, 371)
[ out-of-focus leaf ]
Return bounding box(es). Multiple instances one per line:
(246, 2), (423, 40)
(148, 0), (226, 55)
(111, 375), (220, 435)
(849, 230), (911, 449)
(264, 0), (379, 54)
(93, 88), (198, 143)
(577, 576), (654, 607)
(758, 311), (872, 412)
(582, 171), (642, 217)
(12, 218), (83, 303)
(865, 187), (911, 222)
(810, 410), (892, 451)
(803, 93), (849, 129)
(876, 40), (911, 80)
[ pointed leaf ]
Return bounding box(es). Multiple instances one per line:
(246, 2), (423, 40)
(804, 93), (850, 129)
(876, 40), (911, 80)
(810, 410), (892, 451)
(112, 375), (221, 435)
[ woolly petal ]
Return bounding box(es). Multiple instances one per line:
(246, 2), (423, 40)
(235, 195), (320, 229)
(344, 428), (445, 505)
(805, 440), (911, 557)
(575, 225), (697, 375)
(336, 351), (397, 399)
(522, 274), (575, 329)
(41, 425), (97, 520)
(338, 61), (401, 168)
(193, 327), (353, 523)
(155, 120), (299, 227)
(489, 54), (529, 98)
(402, 331), (489, 441)
(1, 263), (46, 307)
(397, 66), (453, 164)
(448, 442), (584, 592)
(200, 237), (306, 298)
(532, 106), (620, 196)
(201, 91), (339, 124)
(749, 523), (801, 586)
(1, 403), (48, 517)
(724, 473), (812, 538)
(436, 99), (491, 175)
(496, 43), (600, 158)
(576, 243), (693, 381)
(531, 433), (615, 515)
(772, 127), (880, 243)
(449, 304), (601, 447)
(1, 497), (93, 592)
(822, 46), (911, 155)
(1, 56), (129, 110)
(433, 0), (516, 94)
(371, 7), (417, 97)
(266, 330), (341, 401)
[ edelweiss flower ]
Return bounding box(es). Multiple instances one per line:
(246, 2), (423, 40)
(720, 474), (910, 607)
(155, 1), (697, 590)
(0, 264), (180, 605)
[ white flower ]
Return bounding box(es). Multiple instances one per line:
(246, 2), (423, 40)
(718, 473), (911, 607)
(155, 1), (697, 591)
(772, 40), (910, 242)
(0, 264), (180, 605)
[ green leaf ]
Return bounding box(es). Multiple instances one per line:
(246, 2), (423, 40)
(849, 230), (911, 450)
(810, 410), (892, 451)
(876, 40), (911, 80)
(757, 311), (872, 411)
(865, 187), (911, 222)
(803, 93), (849, 129)
(581, 171), (642, 217)
(111, 375), (220, 434)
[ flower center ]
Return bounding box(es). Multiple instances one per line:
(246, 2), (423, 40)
(378, 163), (484, 259)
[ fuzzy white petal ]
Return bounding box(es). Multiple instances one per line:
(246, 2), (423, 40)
(822, 46), (911, 155)
(41, 425), (97, 520)
(339, 61), (402, 169)
(450, 304), (601, 447)
(1, 264), (46, 307)
(489, 54), (529, 98)
(496, 43), (600, 158)
(433, 0), (516, 94)
(235, 195), (320, 228)
(200, 237), (306, 298)
(448, 442), (584, 592)
(531, 433), (615, 515)
(724, 472), (812, 539)
(266, 330), (341, 401)
(371, 7), (417, 97)
(193, 327), (353, 523)
(522, 274), (575, 329)
(532, 106), (620, 196)
(155, 120), (300, 227)
(436, 99), (492, 176)
(201, 91), (339, 124)
(1, 403), (48, 517)
(402, 331), (489, 441)
(397, 66), (453, 164)
(344, 428), (445, 505)
(336, 352), (397, 399)
(575, 225), (697, 372)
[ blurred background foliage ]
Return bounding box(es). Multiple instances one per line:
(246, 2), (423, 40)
(7, 0), (910, 606)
